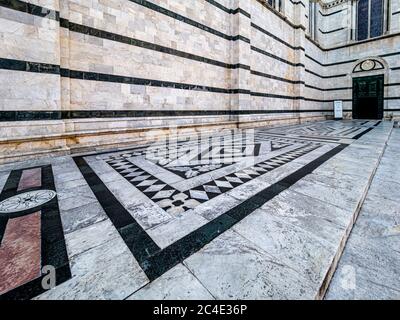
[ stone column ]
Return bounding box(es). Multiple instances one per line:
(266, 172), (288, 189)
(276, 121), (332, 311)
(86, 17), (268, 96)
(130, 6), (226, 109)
(59, 0), (71, 150)
(294, 2), (308, 122)
(230, 0), (252, 128)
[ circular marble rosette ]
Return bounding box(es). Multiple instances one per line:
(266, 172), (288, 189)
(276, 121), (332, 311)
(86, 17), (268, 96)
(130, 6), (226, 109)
(0, 190), (57, 217)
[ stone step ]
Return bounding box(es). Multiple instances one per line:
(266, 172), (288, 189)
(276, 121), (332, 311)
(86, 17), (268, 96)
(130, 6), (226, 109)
(325, 126), (400, 299)
(314, 121), (394, 299)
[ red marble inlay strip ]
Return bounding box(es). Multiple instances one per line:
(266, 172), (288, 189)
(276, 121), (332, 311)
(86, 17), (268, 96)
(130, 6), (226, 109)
(0, 212), (42, 295)
(17, 168), (42, 191)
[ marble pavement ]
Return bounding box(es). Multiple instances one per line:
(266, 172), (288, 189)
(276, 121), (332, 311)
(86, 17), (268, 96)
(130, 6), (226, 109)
(0, 120), (396, 300)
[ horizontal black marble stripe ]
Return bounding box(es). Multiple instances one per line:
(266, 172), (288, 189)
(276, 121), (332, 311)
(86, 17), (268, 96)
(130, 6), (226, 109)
(250, 92), (337, 102)
(128, 0), (249, 43)
(319, 9), (345, 16)
(290, 0), (306, 8)
(305, 84), (351, 91)
(391, 66), (400, 70)
(307, 31), (400, 52)
(251, 70), (389, 92)
(251, 22), (305, 51)
(0, 109), (336, 122)
(0, 57), (60, 74)
(305, 54), (357, 67)
(307, 51), (400, 67)
(60, 18), (250, 71)
(384, 97), (400, 100)
(0, 0), (59, 20)
(63, 67), (349, 101)
(251, 46), (304, 67)
(203, 0), (251, 18)
(318, 27), (346, 34)
(0, 57), (344, 94)
(252, 93), (352, 103)
(255, 0), (305, 31)
(251, 70), (304, 84)
(340, 110), (400, 113)
(305, 68), (347, 79)
(393, 11), (400, 15)
(2, 57), (395, 99)
(62, 67), (241, 94)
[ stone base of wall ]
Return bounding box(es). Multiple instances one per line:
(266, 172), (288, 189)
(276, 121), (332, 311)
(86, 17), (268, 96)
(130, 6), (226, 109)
(0, 115), (330, 164)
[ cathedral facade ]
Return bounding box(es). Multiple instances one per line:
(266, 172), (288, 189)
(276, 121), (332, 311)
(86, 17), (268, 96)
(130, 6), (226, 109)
(0, 0), (399, 163)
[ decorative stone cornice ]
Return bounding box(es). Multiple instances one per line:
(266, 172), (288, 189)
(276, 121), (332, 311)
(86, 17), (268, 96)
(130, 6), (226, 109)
(317, 0), (350, 9)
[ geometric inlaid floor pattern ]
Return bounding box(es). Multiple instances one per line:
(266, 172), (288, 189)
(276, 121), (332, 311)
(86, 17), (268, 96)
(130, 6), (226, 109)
(0, 120), (384, 299)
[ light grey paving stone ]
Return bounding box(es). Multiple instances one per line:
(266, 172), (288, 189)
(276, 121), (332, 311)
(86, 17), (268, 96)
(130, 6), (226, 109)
(318, 158), (377, 178)
(194, 193), (241, 221)
(85, 160), (122, 184)
(59, 201), (108, 234)
(334, 149), (379, 164)
(128, 264), (214, 300)
(226, 176), (273, 201)
(367, 177), (400, 202)
(290, 144), (335, 165)
(326, 262), (400, 300)
(358, 192), (400, 217)
(288, 177), (363, 213)
(349, 213), (400, 249)
(364, 161), (400, 184)
(325, 235), (400, 300)
(55, 177), (87, 191)
(57, 185), (97, 202)
(65, 219), (120, 258)
(261, 190), (349, 244)
(184, 230), (316, 300)
(233, 208), (337, 287)
(58, 193), (98, 212)
(302, 172), (368, 197)
(147, 211), (209, 249)
(253, 162), (304, 185)
(100, 176), (150, 208)
(126, 202), (173, 230)
(343, 231), (400, 272)
(54, 171), (84, 183)
(35, 237), (149, 300)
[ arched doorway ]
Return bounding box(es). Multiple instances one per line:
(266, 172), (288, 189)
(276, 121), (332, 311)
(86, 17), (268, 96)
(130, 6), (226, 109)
(352, 59), (385, 120)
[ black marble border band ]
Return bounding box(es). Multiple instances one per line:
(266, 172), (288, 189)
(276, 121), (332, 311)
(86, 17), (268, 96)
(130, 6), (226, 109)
(319, 9), (345, 17)
(0, 109), (336, 122)
(318, 27), (346, 34)
(0, 57), (60, 74)
(0, 0), (59, 21)
(290, 0), (306, 8)
(0, 165), (71, 301)
(305, 68), (347, 79)
(251, 22), (305, 51)
(204, 0), (251, 18)
(251, 46), (304, 67)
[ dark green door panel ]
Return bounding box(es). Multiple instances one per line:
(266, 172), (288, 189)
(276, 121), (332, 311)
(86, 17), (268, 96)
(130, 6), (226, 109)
(352, 75), (384, 119)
